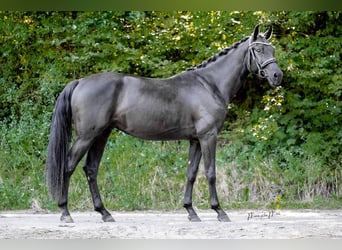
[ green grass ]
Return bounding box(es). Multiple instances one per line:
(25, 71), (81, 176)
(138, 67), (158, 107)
(1, 122), (341, 212)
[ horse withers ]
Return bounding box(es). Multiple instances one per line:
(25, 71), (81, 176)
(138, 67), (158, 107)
(46, 24), (283, 223)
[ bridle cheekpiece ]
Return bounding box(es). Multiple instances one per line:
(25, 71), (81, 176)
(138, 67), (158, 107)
(247, 39), (277, 79)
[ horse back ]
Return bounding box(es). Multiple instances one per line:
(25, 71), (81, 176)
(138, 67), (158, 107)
(71, 72), (226, 140)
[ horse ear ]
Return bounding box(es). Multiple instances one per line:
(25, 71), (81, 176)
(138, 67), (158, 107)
(252, 24), (260, 41)
(264, 25), (273, 40)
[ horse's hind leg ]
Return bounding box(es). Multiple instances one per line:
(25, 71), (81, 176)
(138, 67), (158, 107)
(83, 128), (114, 222)
(59, 137), (94, 223)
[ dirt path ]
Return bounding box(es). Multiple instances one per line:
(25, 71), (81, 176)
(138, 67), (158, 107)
(0, 209), (341, 239)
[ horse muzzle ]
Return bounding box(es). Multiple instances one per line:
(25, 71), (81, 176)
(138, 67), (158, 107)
(263, 63), (283, 88)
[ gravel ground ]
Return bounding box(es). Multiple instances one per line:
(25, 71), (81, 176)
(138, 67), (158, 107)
(0, 209), (341, 239)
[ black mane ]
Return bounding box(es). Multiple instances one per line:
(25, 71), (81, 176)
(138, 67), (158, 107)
(187, 37), (249, 71)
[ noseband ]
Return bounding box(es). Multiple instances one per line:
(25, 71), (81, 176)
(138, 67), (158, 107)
(247, 41), (277, 78)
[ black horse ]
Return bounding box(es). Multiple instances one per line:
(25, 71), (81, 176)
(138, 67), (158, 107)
(46, 24), (283, 223)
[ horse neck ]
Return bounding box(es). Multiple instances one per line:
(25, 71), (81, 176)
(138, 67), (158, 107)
(194, 40), (250, 105)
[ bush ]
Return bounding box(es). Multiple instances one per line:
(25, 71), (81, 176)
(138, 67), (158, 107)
(0, 11), (341, 211)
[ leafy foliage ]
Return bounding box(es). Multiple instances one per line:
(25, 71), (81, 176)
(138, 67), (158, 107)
(0, 11), (341, 210)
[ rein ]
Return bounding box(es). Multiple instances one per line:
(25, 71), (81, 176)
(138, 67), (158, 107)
(247, 41), (277, 78)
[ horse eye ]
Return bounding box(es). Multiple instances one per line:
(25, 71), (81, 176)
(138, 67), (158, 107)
(255, 48), (262, 53)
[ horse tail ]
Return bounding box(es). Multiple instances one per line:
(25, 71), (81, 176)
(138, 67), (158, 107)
(46, 80), (79, 202)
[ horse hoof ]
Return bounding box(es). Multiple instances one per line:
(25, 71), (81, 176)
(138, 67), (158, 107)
(102, 214), (115, 222)
(188, 215), (201, 222)
(217, 214), (231, 222)
(60, 215), (74, 223)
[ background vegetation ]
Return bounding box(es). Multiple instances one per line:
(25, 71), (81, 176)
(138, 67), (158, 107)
(0, 11), (341, 211)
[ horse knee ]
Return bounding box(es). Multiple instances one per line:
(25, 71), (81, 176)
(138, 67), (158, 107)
(208, 176), (216, 185)
(187, 174), (196, 184)
(187, 167), (199, 183)
(205, 169), (216, 185)
(83, 167), (97, 182)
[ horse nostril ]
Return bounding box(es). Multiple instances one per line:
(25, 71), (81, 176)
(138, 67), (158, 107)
(274, 72), (278, 78)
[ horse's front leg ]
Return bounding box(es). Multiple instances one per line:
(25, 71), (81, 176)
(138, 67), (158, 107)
(184, 140), (202, 222)
(199, 132), (230, 222)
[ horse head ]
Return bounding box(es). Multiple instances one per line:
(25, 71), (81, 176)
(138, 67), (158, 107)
(247, 24), (283, 88)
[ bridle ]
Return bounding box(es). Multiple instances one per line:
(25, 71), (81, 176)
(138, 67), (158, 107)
(247, 40), (277, 79)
